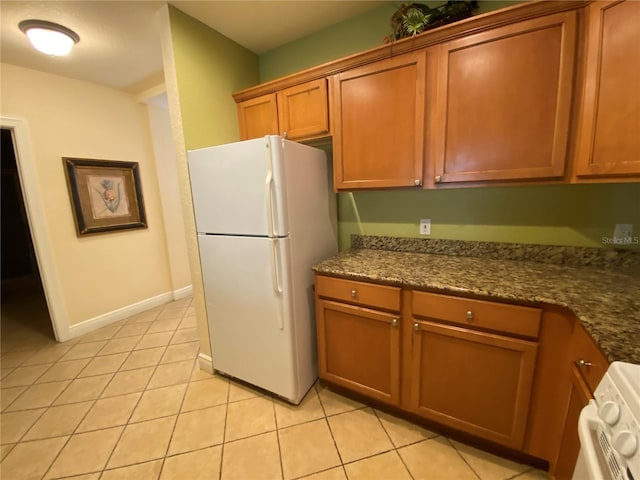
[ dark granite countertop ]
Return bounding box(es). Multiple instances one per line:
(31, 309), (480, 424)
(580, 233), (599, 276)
(313, 245), (640, 365)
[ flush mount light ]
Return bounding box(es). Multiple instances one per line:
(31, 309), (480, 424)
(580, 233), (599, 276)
(19, 19), (80, 56)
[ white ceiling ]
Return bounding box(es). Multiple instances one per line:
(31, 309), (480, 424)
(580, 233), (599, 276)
(0, 1), (388, 94)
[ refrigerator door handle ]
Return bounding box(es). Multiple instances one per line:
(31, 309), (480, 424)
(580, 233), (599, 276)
(265, 169), (276, 238)
(270, 238), (285, 330)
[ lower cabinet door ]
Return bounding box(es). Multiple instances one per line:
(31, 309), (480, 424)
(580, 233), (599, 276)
(409, 320), (538, 448)
(553, 365), (592, 480)
(316, 299), (401, 405)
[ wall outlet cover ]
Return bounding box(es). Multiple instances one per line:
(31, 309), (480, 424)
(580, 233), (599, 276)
(613, 224), (633, 243)
(420, 218), (431, 235)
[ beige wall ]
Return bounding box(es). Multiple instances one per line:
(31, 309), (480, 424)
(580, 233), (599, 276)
(0, 63), (174, 326)
(144, 100), (192, 292)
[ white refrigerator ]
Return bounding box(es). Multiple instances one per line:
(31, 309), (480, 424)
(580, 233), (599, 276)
(188, 136), (337, 404)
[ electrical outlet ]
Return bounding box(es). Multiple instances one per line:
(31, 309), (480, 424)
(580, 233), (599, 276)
(613, 224), (633, 244)
(420, 219), (431, 235)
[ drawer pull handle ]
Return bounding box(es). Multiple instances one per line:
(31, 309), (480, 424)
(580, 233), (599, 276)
(413, 322), (420, 331)
(350, 289), (357, 297)
(466, 310), (474, 320)
(391, 318), (398, 327)
(577, 359), (592, 368)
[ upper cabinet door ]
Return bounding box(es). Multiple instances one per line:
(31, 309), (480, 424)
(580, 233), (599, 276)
(432, 12), (577, 184)
(574, 1), (640, 178)
(331, 51), (426, 190)
(277, 79), (329, 141)
(237, 93), (279, 140)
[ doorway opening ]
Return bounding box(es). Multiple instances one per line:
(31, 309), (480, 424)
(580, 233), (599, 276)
(1, 128), (56, 352)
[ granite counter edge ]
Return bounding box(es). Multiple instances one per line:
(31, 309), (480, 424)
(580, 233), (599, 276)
(312, 262), (635, 365)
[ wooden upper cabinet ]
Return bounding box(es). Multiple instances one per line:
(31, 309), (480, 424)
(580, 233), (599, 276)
(237, 93), (279, 140)
(331, 51), (426, 190)
(431, 12), (577, 184)
(238, 80), (329, 141)
(574, 1), (640, 178)
(277, 79), (329, 141)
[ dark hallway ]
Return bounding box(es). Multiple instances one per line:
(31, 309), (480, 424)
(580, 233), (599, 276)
(1, 128), (55, 354)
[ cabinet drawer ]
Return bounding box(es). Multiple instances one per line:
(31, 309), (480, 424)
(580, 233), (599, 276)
(412, 291), (541, 338)
(315, 276), (400, 312)
(570, 322), (608, 393)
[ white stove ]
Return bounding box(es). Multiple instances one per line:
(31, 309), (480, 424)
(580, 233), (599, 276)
(574, 362), (640, 480)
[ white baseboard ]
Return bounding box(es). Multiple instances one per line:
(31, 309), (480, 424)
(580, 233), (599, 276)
(198, 353), (214, 374)
(67, 285), (193, 340)
(173, 285), (193, 300)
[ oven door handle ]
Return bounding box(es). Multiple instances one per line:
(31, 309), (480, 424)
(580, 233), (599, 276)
(574, 400), (608, 480)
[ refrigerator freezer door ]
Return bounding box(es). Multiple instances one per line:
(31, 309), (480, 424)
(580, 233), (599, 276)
(188, 137), (288, 237)
(198, 234), (299, 400)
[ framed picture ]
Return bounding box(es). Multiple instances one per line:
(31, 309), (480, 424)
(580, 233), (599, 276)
(62, 157), (147, 236)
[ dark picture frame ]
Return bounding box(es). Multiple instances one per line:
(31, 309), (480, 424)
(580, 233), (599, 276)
(62, 157), (147, 236)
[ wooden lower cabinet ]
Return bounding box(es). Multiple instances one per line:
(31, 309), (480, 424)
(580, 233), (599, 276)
(408, 320), (538, 449)
(551, 322), (609, 478)
(316, 298), (401, 405)
(553, 365), (592, 480)
(314, 275), (610, 471)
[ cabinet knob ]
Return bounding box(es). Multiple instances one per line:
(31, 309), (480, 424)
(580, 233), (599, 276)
(283, 131), (288, 139)
(350, 289), (357, 298)
(391, 318), (398, 327)
(434, 175), (442, 183)
(466, 310), (474, 320)
(577, 359), (592, 368)
(414, 179), (421, 186)
(413, 322), (420, 331)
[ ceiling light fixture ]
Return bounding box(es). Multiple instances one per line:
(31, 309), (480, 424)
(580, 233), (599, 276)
(19, 19), (80, 57)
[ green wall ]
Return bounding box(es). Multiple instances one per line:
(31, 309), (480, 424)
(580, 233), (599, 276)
(338, 184), (640, 250)
(259, 4), (396, 82)
(169, 6), (259, 150)
(260, 1), (524, 81)
(259, 2), (640, 251)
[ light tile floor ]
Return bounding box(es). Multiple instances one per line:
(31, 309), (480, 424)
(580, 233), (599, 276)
(1, 286), (549, 480)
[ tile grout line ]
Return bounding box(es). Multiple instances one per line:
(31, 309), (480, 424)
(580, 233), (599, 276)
(314, 383), (348, 474)
(271, 394), (285, 480)
(314, 384), (348, 465)
(371, 408), (416, 480)
(98, 324), (179, 476)
(217, 368), (232, 480)
(92, 305), (186, 478)
(2, 359), (209, 476)
(444, 436), (483, 480)
(153, 352), (196, 480)
(27, 306), (176, 478)
(12, 343), (125, 477)
(38, 352), (124, 480)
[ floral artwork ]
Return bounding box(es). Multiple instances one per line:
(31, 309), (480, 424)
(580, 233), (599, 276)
(63, 158), (147, 236)
(88, 175), (130, 219)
